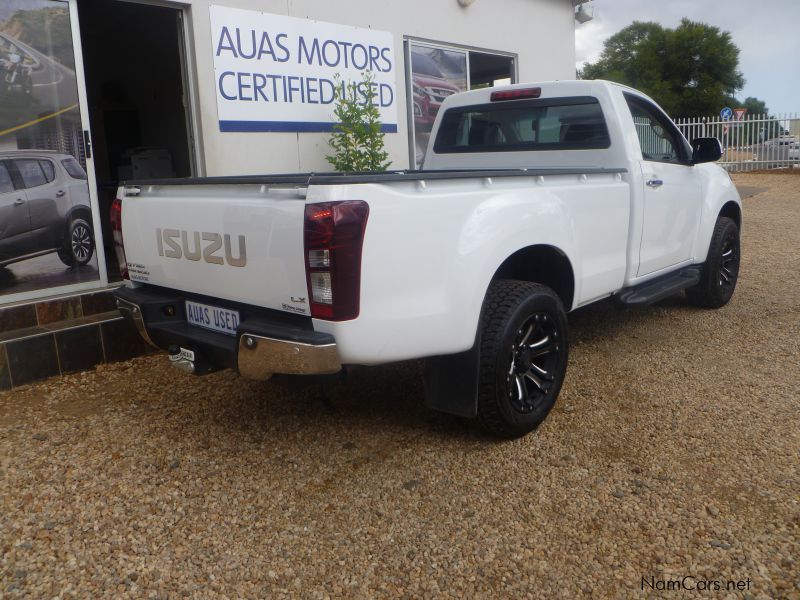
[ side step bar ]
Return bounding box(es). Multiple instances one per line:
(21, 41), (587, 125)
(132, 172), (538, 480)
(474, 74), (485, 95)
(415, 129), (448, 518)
(614, 266), (702, 307)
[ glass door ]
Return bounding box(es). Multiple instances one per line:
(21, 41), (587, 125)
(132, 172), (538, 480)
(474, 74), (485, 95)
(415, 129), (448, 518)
(0, 0), (106, 304)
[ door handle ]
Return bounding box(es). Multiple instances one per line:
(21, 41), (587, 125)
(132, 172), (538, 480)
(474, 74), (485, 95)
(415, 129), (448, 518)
(14, 198), (24, 205)
(646, 179), (664, 188)
(56, 190), (65, 197)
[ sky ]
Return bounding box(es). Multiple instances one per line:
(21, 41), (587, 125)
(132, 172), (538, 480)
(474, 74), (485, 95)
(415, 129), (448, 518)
(574, 0), (800, 115)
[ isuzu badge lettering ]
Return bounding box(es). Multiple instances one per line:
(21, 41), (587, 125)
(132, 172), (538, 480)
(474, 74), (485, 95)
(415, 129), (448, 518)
(156, 228), (247, 267)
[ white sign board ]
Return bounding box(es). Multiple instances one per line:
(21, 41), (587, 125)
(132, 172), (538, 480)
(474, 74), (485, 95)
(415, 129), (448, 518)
(209, 6), (398, 133)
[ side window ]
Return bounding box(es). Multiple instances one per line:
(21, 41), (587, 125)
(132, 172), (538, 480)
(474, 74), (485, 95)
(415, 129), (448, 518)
(625, 94), (687, 163)
(39, 160), (56, 183)
(15, 159), (47, 189)
(61, 157), (87, 180)
(0, 163), (14, 194)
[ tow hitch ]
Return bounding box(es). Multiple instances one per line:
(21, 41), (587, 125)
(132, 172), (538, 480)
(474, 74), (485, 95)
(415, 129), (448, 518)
(168, 345), (195, 374)
(168, 345), (215, 376)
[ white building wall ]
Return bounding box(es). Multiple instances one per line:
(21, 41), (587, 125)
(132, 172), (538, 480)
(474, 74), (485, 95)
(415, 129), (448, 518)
(184, 0), (576, 175)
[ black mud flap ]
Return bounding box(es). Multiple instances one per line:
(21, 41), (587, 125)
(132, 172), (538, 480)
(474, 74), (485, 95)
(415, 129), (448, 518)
(423, 343), (480, 419)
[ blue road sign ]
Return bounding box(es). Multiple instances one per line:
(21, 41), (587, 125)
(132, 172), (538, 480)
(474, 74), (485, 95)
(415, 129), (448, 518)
(720, 107), (733, 120)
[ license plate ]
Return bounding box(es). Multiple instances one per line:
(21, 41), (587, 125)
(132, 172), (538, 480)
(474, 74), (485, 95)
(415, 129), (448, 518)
(185, 300), (240, 336)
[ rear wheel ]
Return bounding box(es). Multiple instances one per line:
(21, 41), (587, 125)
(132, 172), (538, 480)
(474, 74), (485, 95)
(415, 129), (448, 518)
(686, 217), (740, 308)
(477, 280), (569, 438)
(57, 217), (94, 267)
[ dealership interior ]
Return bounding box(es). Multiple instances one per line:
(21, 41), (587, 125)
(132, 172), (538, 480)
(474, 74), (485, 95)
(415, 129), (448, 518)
(77, 0), (194, 279)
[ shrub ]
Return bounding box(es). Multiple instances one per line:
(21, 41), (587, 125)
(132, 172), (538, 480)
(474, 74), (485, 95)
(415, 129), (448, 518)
(326, 72), (391, 172)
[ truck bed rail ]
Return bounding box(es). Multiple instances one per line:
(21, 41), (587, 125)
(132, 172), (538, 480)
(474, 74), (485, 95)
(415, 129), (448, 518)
(124, 167), (627, 188)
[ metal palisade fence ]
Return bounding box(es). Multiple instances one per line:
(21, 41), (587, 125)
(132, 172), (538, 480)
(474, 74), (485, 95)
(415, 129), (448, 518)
(674, 113), (800, 172)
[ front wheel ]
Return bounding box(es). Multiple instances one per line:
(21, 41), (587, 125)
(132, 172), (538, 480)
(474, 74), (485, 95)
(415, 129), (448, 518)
(57, 217), (94, 267)
(476, 280), (569, 438)
(686, 216), (740, 308)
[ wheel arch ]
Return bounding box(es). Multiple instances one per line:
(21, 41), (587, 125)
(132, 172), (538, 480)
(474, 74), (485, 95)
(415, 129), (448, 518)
(490, 244), (576, 311)
(59, 205), (93, 244)
(425, 244), (576, 420)
(65, 204), (93, 226)
(718, 200), (741, 230)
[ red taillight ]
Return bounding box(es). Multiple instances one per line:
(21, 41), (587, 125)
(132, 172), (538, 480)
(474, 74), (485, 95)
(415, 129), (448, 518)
(110, 197), (128, 279)
(303, 201), (369, 321)
(490, 87), (542, 102)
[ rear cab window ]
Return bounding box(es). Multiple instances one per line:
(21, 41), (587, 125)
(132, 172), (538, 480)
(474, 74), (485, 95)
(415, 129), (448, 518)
(433, 96), (610, 153)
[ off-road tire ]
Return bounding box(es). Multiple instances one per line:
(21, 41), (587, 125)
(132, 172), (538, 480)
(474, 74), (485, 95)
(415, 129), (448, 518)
(686, 217), (740, 308)
(477, 280), (569, 438)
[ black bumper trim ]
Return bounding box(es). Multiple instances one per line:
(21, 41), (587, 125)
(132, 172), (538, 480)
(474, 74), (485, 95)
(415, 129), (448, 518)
(114, 285), (336, 374)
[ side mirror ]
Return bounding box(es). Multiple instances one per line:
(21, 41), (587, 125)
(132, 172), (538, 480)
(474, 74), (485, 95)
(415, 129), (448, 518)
(691, 137), (722, 164)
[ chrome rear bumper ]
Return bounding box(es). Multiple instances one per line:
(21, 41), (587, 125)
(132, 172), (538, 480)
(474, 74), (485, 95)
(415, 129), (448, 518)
(237, 333), (341, 379)
(114, 287), (342, 379)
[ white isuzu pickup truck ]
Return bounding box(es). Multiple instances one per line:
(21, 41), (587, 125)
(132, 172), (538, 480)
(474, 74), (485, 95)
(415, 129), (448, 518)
(113, 80), (741, 437)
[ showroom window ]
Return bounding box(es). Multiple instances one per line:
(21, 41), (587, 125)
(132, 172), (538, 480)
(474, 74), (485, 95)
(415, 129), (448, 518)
(0, 0), (105, 304)
(404, 39), (516, 167)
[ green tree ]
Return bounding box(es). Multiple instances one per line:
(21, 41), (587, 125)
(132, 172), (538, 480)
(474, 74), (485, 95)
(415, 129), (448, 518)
(721, 95), (769, 116)
(580, 19), (744, 117)
(326, 72), (391, 172)
(741, 97), (768, 117)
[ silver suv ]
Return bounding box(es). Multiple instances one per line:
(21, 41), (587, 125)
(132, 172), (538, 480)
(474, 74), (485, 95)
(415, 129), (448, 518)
(0, 150), (94, 268)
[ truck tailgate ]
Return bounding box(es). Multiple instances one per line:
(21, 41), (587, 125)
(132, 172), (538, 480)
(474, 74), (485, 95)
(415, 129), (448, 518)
(120, 184), (310, 316)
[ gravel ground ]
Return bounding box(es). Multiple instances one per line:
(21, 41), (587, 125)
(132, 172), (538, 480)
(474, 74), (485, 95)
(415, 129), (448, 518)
(1, 173), (798, 599)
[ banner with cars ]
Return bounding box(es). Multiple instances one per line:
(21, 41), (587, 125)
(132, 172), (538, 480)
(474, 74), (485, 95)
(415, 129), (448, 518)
(209, 5), (399, 133)
(409, 43), (467, 166)
(0, 0), (100, 302)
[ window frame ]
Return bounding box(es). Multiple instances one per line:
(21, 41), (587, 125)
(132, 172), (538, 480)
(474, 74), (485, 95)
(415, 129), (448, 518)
(61, 157), (87, 180)
(432, 96), (611, 155)
(403, 37), (519, 167)
(12, 158), (49, 190)
(0, 161), (16, 195)
(39, 159), (56, 183)
(624, 93), (692, 165)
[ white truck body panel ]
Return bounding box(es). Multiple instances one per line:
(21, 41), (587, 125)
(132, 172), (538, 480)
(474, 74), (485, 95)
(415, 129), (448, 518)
(116, 80), (741, 367)
(310, 173), (630, 363)
(121, 185), (310, 314)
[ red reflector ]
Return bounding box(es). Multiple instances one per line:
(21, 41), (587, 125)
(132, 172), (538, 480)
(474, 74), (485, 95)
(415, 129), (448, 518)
(490, 87), (542, 101)
(303, 201), (369, 321)
(110, 197), (128, 279)
(310, 208), (333, 220)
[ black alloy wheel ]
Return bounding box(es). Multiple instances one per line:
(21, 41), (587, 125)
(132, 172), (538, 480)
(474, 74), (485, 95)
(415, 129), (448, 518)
(506, 312), (561, 414)
(718, 232), (739, 292)
(686, 216), (740, 308)
(477, 280), (569, 438)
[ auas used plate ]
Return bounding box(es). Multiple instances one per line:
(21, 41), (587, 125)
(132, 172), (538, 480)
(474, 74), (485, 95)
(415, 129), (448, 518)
(185, 300), (240, 336)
